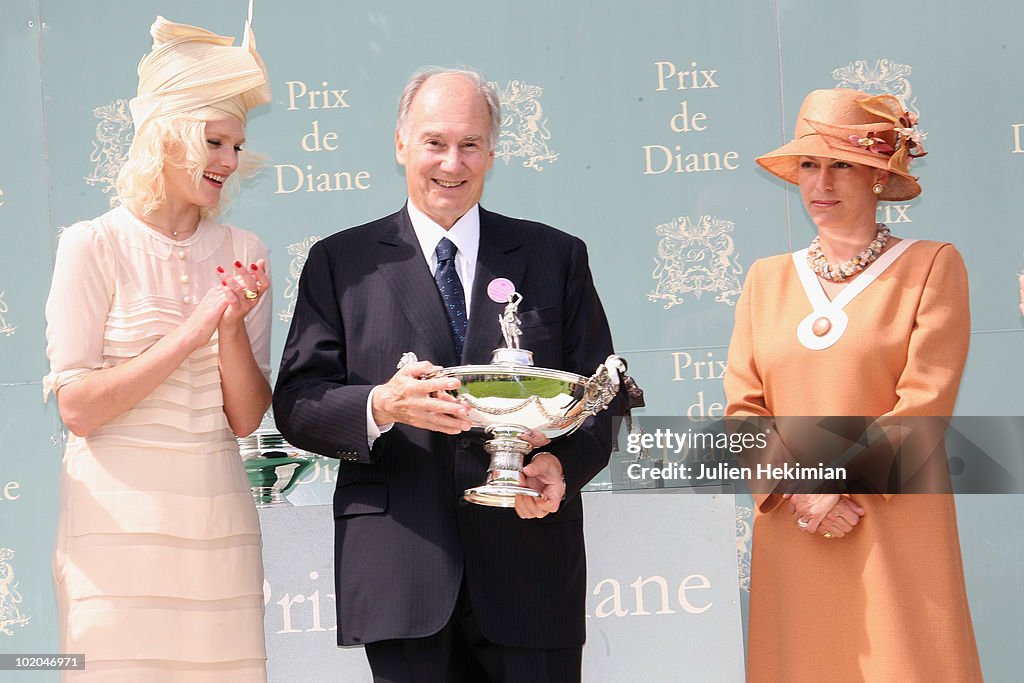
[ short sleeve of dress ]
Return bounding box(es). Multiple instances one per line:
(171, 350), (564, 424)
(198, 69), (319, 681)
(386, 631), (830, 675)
(43, 222), (116, 400)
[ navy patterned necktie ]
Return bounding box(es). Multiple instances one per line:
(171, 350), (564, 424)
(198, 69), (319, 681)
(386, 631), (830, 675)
(434, 237), (467, 358)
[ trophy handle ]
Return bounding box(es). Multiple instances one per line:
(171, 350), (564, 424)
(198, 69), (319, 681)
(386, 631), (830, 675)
(397, 351), (445, 379)
(397, 351), (419, 370)
(582, 355), (626, 415)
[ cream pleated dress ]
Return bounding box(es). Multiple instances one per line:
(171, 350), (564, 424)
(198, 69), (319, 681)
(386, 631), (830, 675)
(45, 206), (270, 681)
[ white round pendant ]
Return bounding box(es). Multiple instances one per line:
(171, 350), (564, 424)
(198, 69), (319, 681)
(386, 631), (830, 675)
(797, 308), (848, 350)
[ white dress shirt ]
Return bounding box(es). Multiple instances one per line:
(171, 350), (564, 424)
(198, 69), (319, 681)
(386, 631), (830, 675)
(407, 200), (480, 317)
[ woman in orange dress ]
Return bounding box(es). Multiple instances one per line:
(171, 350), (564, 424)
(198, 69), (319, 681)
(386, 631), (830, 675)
(44, 13), (272, 681)
(725, 89), (983, 681)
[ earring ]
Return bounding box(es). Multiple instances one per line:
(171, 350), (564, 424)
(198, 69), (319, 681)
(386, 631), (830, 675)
(872, 182), (884, 195)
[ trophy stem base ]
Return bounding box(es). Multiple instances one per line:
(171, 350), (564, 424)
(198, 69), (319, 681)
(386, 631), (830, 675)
(250, 487), (294, 508)
(464, 483), (541, 507)
(464, 427), (542, 507)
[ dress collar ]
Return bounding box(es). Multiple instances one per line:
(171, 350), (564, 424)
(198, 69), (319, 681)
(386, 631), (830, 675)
(112, 206), (226, 261)
(791, 238), (917, 350)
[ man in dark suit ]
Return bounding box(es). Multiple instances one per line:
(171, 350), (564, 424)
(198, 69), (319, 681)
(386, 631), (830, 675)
(274, 66), (617, 682)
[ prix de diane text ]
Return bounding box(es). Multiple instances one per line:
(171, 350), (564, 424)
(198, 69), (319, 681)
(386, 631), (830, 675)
(274, 80), (371, 195)
(643, 60), (739, 176)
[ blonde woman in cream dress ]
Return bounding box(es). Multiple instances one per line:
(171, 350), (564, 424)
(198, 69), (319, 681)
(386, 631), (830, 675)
(44, 14), (272, 682)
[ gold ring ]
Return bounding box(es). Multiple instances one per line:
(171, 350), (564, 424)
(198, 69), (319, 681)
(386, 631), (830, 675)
(822, 530), (834, 539)
(243, 288), (258, 300)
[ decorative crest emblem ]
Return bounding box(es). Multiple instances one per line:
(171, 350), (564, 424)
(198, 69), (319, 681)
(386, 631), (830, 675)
(279, 236), (320, 321)
(488, 80), (558, 172)
(0, 548), (29, 635)
(648, 215), (744, 309)
(0, 291), (15, 336)
(85, 99), (134, 196)
(735, 506), (753, 593)
(832, 59), (922, 122)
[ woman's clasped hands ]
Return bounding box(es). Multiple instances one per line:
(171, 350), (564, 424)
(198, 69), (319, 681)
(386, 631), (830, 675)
(786, 493), (865, 540)
(182, 259), (269, 350)
(218, 259), (269, 323)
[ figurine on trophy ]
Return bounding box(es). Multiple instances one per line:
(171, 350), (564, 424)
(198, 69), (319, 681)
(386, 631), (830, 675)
(495, 292), (528, 363)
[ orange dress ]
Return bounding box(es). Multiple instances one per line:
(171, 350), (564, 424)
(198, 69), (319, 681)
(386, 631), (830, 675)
(725, 240), (983, 682)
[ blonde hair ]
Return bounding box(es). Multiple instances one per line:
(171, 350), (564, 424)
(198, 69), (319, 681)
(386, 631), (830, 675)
(114, 106), (262, 218)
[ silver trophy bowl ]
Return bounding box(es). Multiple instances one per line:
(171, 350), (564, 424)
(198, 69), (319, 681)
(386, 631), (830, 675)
(400, 289), (623, 507)
(436, 359), (621, 506)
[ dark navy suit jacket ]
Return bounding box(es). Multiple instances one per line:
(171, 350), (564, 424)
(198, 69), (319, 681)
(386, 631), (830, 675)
(273, 205), (617, 648)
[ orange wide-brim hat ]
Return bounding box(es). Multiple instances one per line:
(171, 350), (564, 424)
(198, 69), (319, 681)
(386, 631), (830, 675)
(756, 88), (925, 201)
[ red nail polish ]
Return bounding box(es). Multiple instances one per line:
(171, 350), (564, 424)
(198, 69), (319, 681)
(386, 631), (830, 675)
(250, 263), (258, 271)
(233, 260), (243, 269)
(216, 266), (225, 273)
(221, 280), (227, 286)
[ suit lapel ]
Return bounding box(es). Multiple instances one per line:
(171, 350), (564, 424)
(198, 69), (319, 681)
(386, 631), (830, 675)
(375, 208), (460, 366)
(463, 208), (526, 365)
